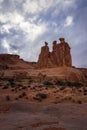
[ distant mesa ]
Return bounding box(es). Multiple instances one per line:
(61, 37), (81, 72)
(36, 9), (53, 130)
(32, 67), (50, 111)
(37, 38), (72, 68)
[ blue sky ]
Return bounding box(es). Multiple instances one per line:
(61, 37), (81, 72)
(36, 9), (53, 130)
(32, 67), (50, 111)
(0, 0), (87, 68)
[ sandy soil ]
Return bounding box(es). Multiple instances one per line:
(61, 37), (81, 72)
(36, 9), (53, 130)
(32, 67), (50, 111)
(0, 101), (87, 130)
(0, 66), (87, 130)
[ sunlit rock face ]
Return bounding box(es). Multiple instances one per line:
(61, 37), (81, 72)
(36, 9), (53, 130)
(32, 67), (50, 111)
(37, 38), (72, 68)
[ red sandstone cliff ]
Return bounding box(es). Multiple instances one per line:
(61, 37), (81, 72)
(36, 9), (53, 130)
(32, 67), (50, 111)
(0, 54), (35, 70)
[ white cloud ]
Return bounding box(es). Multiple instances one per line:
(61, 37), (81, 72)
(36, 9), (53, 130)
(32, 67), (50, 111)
(23, 0), (58, 14)
(19, 21), (47, 41)
(0, 0), (3, 3)
(23, 0), (41, 14)
(0, 24), (12, 34)
(64, 16), (73, 27)
(1, 38), (18, 54)
(2, 39), (11, 53)
(0, 11), (24, 24)
(63, 0), (76, 6)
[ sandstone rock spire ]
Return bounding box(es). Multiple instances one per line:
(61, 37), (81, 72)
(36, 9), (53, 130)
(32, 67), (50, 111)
(37, 38), (72, 68)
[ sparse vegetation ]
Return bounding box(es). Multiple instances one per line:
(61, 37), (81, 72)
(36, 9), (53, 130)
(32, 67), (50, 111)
(60, 86), (65, 91)
(77, 100), (82, 104)
(83, 90), (87, 95)
(33, 97), (42, 102)
(18, 92), (27, 99)
(3, 85), (9, 89)
(21, 92), (26, 97)
(36, 93), (48, 99)
(8, 78), (15, 87)
(6, 95), (10, 101)
(28, 77), (34, 84)
(55, 80), (64, 86)
(55, 80), (83, 88)
(43, 80), (53, 86)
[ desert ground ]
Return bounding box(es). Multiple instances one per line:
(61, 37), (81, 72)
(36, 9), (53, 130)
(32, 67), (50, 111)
(0, 67), (87, 130)
(0, 102), (87, 130)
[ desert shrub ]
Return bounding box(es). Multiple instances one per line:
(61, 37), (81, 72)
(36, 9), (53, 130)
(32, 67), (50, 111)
(78, 89), (82, 92)
(18, 95), (22, 98)
(43, 80), (53, 86)
(11, 89), (15, 92)
(15, 98), (18, 100)
(55, 80), (83, 88)
(28, 79), (33, 83)
(66, 80), (83, 88)
(45, 87), (48, 90)
(72, 82), (83, 88)
(32, 87), (36, 90)
(68, 96), (72, 100)
(83, 90), (87, 95)
(55, 80), (65, 86)
(65, 81), (73, 86)
(33, 97), (42, 102)
(22, 86), (27, 89)
(77, 100), (82, 104)
(6, 95), (10, 101)
(8, 78), (14, 83)
(25, 97), (28, 99)
(8, 78), (15, 87)
(2, 85), (9, 89)
(21, 92), (26, 97)
(60, 86), (66, 91)
(17, 84), (22, 87)
(36, 93), (48, 99)
(18, 92), (26, 98)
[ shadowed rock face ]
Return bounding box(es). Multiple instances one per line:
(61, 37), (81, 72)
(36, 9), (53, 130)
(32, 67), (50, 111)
(37, 38), (72, 68)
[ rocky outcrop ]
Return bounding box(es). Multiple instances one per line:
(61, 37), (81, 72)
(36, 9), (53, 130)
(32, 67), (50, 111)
(37, 38), (72, 68)
(0, 54), (35, 70)
(0, 54), (20, 64)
